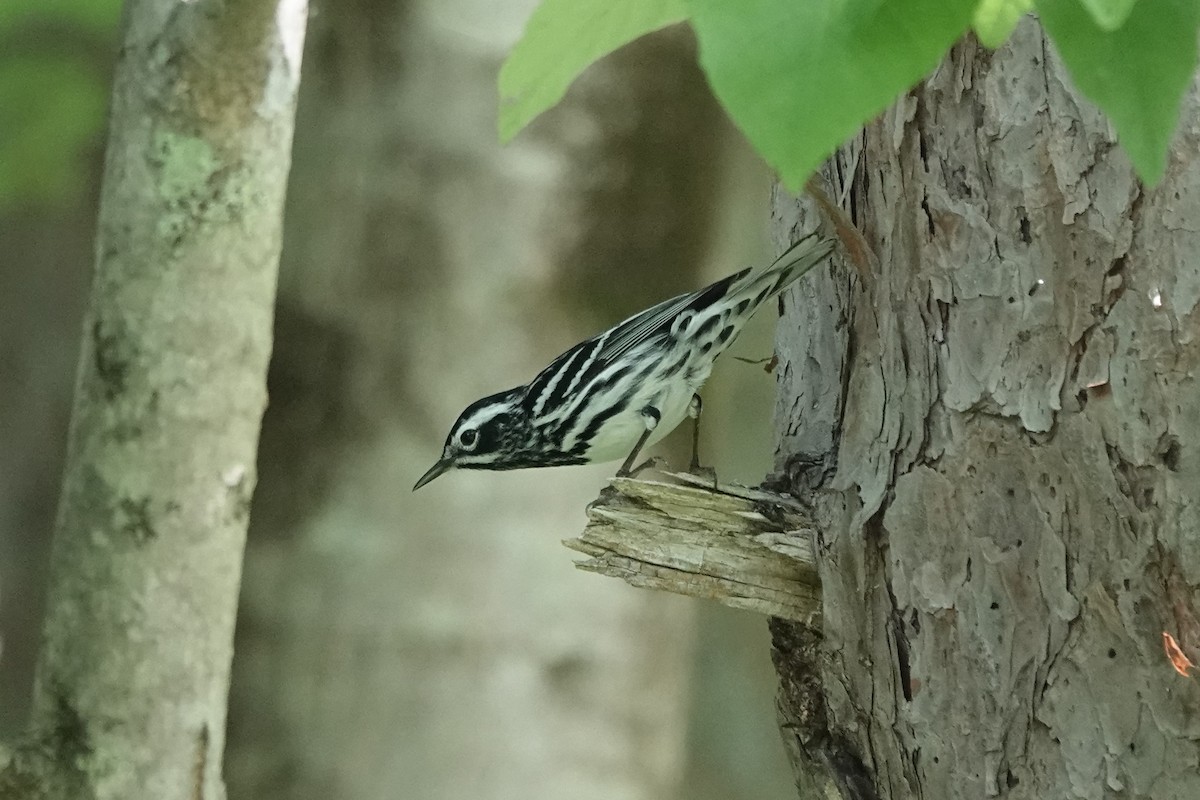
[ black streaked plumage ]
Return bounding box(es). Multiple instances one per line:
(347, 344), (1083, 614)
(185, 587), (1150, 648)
(414, 233), (835, 489)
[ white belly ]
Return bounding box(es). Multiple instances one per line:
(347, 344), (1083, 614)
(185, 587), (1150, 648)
(577, 370), (704, 464)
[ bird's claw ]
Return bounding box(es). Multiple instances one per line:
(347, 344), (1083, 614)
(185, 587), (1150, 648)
(688, 461), (719, 490)
(617, 455), (666, 479)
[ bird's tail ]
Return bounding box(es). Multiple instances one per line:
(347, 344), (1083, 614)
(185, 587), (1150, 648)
(747, 232), (836, 302)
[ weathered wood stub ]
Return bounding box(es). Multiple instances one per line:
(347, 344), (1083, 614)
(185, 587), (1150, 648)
(567, 473), (821, 624)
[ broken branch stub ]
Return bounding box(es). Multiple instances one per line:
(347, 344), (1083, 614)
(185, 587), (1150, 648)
(564, 472), (822, 624)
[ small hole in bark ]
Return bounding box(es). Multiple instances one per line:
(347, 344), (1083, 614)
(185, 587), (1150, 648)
(1018, 214), (1032, 244)
(1123, 579), (1131, 591)
(1108, 648), (1117, 659)
(1130, 742), (1137, 753)
(1006, 488), (1015, 497)
(1007, 296), (1016, 304)
(1016, 539), (1023, 548)
(990, 602), (999, 610)
(1161, 437), (1181, 472)
(1007, 771), (1020, 788)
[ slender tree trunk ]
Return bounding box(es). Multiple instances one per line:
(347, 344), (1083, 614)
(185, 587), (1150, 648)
(225, 3), (721, 799)
(0, 2), (307, 798)
(771, 19), (1200, 800)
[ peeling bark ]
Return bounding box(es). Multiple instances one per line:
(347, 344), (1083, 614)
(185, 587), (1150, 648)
(0, 1), (307, 798)
(772, 19), (1200, 800)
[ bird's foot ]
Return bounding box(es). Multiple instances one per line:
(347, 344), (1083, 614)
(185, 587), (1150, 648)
(617, 455), (666, 479)
(688, 459), (719, 490)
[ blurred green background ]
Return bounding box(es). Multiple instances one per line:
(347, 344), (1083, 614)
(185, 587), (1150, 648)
(0, 1), (797, 798)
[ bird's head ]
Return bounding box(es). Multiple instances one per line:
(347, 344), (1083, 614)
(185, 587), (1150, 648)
(413, 387), (528, 490)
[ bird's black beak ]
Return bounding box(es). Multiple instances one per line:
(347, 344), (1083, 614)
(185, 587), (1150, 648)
(413, 457), (454, 491)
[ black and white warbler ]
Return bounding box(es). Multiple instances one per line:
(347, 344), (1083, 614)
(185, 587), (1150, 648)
(413, 232), (834, 490)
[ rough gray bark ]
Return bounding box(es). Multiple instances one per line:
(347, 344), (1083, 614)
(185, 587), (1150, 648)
(0, 1), (307, 798)
(771, 18), (1200, 800)
(224, 4), (719, 799)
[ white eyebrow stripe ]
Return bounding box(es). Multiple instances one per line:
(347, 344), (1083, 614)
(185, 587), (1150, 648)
(461, 404), (507, 428)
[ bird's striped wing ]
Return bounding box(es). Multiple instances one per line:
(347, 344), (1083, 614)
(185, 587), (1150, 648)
(522, 336), (601, 419)
(551, 231), (829, 372)
(521, 274), (742, 420)
(598, 270), (747, 363)
(521, 233), (832, 422)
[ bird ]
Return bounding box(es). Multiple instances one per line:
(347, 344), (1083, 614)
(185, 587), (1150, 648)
(413, 232), (834, 490)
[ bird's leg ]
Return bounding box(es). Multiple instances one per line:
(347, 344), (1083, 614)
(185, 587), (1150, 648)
(688, 393), (718, 487)
(617, 406), (661, 477)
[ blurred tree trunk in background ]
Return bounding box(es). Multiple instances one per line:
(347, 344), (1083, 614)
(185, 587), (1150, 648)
(0, 196), (95, 736)
(0, 0), (307, 798)
(225, 2), (724, 798)
(770, 20), (1200, 799)
(0, 11), (113, 737)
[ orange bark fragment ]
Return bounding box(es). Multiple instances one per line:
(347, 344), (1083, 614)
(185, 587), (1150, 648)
(1163, 631), (1196, 677)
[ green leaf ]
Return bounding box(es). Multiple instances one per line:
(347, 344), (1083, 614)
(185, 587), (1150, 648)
(0, 0), (123, 35)
(0, 56), (108, 207)
(1078, 0), (1138, 31)
(0, 1), (122, 206)
(1038, 0), (1199, 184)
(683, 0), (976, 190)
(498, 0), (687, 141)
(973, 0), (1034, 48)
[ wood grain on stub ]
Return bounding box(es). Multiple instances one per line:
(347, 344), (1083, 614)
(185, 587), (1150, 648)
(565, 472), (822, 624)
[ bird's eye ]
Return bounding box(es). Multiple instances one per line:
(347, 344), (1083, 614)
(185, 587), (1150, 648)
(458, 428), (479, 449)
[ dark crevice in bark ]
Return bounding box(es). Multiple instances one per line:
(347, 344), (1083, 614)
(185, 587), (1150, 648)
(913, 94), (938, 241)
(770, 618), (880, 800)
(1105, 443), (1159, 515)
(771, 451), (838, 496)
(887, 573), (915, 706)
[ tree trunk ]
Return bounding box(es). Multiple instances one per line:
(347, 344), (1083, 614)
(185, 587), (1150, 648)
(771, 18), (1200, 800)
(0, 1), (307, 798)
(224, 4), (722, 799)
